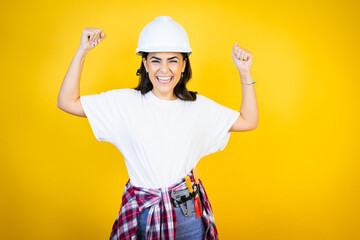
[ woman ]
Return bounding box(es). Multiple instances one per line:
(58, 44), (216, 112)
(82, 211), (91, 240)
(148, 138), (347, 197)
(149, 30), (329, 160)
(57, 16), (258, 240)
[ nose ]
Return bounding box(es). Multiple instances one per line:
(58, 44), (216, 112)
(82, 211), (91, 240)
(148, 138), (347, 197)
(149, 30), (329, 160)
(159, 61), (170, 73)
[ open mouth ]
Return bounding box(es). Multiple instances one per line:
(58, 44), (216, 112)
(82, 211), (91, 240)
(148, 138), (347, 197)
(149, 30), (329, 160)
(156, 76), (173, 84)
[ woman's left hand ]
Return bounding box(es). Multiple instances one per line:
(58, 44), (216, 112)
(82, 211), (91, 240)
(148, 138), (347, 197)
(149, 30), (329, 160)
(232, 42), (253, 74)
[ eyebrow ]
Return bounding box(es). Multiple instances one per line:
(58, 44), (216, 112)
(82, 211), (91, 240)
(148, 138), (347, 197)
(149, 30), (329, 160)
(150, 56), (179, 60)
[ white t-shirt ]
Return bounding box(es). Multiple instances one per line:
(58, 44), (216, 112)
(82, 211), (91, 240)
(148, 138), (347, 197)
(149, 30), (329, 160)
(80, 88), (240, 188)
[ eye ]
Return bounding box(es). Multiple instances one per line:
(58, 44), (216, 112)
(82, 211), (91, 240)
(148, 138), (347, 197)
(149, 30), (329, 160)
(170, 60), (178, 63)
(151, 60), (160, 63)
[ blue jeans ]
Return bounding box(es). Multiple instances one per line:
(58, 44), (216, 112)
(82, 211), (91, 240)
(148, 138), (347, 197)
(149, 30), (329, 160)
(136, 198), (206, 240)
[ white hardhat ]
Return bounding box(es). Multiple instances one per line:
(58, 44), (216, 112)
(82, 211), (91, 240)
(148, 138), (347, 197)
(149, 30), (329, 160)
(135, 16), (192, 56)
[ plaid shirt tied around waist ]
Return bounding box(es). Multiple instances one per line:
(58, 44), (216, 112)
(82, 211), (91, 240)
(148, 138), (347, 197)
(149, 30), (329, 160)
(109, 171), (219, 240)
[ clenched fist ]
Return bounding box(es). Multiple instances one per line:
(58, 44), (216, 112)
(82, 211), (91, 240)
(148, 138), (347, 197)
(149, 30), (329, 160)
(232, 42), (253, 74)
(79, 27), (106, 53)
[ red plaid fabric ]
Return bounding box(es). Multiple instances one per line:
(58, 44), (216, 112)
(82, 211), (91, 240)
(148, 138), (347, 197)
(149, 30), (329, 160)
(109, 171), (219, 240)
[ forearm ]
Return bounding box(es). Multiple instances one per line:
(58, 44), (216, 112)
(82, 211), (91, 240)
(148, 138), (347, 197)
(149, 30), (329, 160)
(239, 71), (259, 127)
(57, 48), (88, 108)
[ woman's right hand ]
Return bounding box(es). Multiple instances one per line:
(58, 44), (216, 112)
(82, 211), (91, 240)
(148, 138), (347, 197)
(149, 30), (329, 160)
(78, 27), (106, 53)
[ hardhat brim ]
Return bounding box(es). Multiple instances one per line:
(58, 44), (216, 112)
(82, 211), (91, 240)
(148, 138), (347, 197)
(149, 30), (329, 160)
(136, 48), (192, 57)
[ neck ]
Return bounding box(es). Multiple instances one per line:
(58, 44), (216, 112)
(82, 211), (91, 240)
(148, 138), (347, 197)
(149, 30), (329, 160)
(152, 89), (177, 101)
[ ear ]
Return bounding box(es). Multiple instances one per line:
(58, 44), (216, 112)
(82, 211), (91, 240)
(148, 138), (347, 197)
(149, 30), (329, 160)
(182, 58), (187, 72)
(142, 57), (148, 72)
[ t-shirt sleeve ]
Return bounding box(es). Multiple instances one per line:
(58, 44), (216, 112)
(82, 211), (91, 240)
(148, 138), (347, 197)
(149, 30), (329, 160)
(199, 95), (240, 157)
(80, 90), (118, 143)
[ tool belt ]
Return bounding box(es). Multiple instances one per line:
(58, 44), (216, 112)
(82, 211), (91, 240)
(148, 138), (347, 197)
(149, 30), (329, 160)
(170, 168), (203, 218)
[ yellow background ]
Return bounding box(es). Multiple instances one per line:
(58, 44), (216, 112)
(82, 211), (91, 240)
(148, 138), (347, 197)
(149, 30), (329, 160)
(1, 0), (359, 239)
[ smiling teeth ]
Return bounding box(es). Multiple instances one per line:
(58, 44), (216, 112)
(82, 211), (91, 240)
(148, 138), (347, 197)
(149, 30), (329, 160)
(157, 77), (172, 82)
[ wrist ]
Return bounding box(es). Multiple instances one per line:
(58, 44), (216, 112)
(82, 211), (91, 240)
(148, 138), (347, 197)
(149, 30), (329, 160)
(239, 71), (252, 83)
(238, 70), (251, 78)
(76, 48), (89, 57)
(241, 81), (256, 85)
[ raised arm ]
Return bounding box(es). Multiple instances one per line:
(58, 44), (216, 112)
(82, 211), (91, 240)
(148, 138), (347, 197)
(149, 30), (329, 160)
(57, 27), (106, 117)
(229, 42), (259, 132)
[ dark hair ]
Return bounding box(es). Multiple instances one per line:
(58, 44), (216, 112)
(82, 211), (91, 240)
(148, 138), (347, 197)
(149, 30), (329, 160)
(133, 52), (197, 101)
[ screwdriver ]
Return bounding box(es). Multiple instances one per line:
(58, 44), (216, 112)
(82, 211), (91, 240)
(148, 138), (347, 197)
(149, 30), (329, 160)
(192, 167), (203, 218)
(185, 176), (193, 194)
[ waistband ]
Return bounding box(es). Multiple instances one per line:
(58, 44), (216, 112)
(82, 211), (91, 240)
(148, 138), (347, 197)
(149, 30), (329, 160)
(123, 171), (197, 210)
(127, 171), (196, 193)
